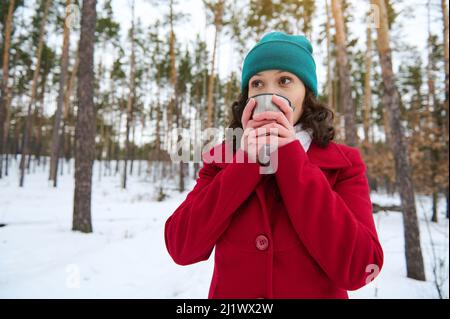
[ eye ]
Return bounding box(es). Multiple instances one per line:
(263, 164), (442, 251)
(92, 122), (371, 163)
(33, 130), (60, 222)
(250, 79), (263, 88)
(280, 76), (292, 85)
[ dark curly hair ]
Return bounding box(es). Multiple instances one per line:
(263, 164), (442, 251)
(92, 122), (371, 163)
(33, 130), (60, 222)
(226, 85), (335, 152)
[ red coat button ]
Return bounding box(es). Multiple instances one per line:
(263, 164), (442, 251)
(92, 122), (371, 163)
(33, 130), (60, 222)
(255, 234), (269, 250)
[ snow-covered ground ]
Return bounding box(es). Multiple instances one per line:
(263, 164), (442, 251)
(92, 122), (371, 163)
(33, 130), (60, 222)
(0, 158), (448, 299)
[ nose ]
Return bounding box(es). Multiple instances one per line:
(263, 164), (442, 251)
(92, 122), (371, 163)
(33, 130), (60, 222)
(260, 84), (283, 97)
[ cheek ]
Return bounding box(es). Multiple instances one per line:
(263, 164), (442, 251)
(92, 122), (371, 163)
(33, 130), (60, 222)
(294, 83), (306, 107)
(291, 96), (304, 112)
(292, 96), (305, 120)
(294, 105), (303, 119)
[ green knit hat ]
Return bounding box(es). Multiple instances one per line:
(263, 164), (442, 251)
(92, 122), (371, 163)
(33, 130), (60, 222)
(241, 31), (318, 97)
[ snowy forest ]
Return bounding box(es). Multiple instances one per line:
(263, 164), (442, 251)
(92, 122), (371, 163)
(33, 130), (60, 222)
(0, 0), (449, 299)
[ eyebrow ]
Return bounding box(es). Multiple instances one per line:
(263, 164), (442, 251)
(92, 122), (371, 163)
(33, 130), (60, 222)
(253, 70), (286, 76)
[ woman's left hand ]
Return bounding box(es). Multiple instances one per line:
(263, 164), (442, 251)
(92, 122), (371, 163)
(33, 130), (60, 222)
(251, 94), (296, 150)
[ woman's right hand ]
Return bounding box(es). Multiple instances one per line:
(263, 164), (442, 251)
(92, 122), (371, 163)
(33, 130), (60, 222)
(239, 97), (277, 163)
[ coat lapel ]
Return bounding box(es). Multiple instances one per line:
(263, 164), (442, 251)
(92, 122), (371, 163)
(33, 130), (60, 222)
(306, 140), (352, 170)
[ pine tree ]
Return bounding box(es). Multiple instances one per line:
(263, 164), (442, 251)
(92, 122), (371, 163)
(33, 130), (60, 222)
(371, 0), (426, 281)
(73, 0), (96, 233)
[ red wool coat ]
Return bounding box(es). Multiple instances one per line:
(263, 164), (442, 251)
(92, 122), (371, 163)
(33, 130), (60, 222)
(164, 138), (384, 299)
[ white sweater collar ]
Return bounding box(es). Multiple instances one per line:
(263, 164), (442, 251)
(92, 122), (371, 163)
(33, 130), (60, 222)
(294, 122), (313, 152)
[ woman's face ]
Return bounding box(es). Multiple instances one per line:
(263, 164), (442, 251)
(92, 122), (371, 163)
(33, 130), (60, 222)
(248, 69), (306, 125)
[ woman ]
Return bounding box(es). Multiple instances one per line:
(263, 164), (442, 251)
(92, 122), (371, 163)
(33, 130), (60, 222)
(164, 31), (384, 299)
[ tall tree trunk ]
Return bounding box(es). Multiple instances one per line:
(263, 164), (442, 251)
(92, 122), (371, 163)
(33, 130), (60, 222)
(0, 0), (15, 178)
(123, 0), (136, 189)
(441, 0), (449, 219)
(325, 0), (334, 110)
(442, 0), (449, 144)
(13, 119), (19, 159)
(167, 0), (177, 132)
(430, 146), (439, 223)
(115, 100), (123, 175)
(363, 18), (372, 149)
(2, 91), (12, 176)
(138, 116), (145, 177)
(35, 78), (47, 166)
(50, 0), (72, 187)
(108, 79), (116, 176)
(382, 104), (392, 145)
(130, 116), (135, 176)
(64, 50), (79, 121)
(155, 63), (162, 157)
(427, 0), (439, 223)
(58, 48), (79, 177)
(176, 93), (184, 193)
(73, 0), (97, 233)
(98, 88), (104, 182)
(164, 0), (178, 190)
(2, 56), (17, 178)
(331, 0), (358, 146)
(206, 0), (224, 128)
(371, 0), (426, 281)
(105, 80), (114, 176)
(19, 0), (51, 187)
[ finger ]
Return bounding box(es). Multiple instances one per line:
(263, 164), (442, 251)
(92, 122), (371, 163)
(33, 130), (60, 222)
(247, 127), (258, 140)
(257, 122), (292, 138)
(255, 123), (293, 137)
(247, 119), (277, 128)
(275, 137), (293, 147)
(271, 94), (293, 123)
(243, 126), (258, 143)
(247, 131), (271, 150)
(260, 134), (278, 144)
(256, 134), (279, 151)
(243, 126), (253, 137)
(254, 126), (278, 138)
(241, 128), (251, 146)
(241, 98), (256, 129)
(268, 135), (281, 148)
(252, 111), (291, 130)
